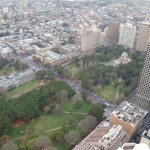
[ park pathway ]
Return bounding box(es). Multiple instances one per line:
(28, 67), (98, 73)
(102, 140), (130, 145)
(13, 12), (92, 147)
(64, 111), (87, 115)
(12, 123), (78, 141)
(12, 111), (87, 141)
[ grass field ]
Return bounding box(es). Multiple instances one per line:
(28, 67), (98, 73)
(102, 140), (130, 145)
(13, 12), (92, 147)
(10, 98), (92, 150)
(11, 99), (90, 139)
(3, 80), (38, 100)
(11, 113), (85, 139)
(0, 66), (15, 76)
(61, 99), (91, 113)
(99, 84), (117, 101)
(66, 64), (80, 79)
(23, 125), (76, 150)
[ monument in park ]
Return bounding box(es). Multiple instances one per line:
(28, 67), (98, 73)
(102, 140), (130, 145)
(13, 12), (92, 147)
(113, 52), (131, 66)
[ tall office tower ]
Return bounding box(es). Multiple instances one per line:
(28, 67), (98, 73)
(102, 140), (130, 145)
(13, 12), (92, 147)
(106, 21), (120, 43)
(134, 43), (150, 110)
(81, 30), (95, 52)
(135, 23), (150, 52)
(118, 23), (137, 49)
(81, 29), (105, 52)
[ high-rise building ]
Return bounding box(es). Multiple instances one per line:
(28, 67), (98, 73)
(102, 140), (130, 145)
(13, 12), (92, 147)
(118, 23), (137, 49)
(106, 21), (120, 43)
(81, 30), (94, 52)
(135, 23), (150, 52)
(109, 102), (145, 138)
(134, 43), (150, 110)
(81, 29), (105, 52)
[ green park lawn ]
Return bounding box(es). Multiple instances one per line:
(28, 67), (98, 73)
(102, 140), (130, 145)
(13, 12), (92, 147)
(61, 99), (91, 113)
(10, 98), (92, 150)
(11, 99), (90, 139)
(0, 66), (16, 76)
(22, 125), (76, 150)
(100, 84), (117, 101)
(11, 113), (85, 139)
(66, 64), (80, 79)
(3, 80), (38, 99)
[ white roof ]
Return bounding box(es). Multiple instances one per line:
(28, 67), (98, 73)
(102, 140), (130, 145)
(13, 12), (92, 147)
(133, 143), (150, 150)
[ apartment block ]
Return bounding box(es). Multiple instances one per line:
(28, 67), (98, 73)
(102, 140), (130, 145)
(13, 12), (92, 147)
(106, 21), (120, 43)
(95, 125), (129, 150)
(73, 122), (129, 150)
(81, 29), (105, 52)
(135, 23), (150, 52)
(119, 23), (136, 49)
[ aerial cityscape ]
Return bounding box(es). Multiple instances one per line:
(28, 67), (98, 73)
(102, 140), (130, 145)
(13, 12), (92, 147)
(0, 0), (150, 150)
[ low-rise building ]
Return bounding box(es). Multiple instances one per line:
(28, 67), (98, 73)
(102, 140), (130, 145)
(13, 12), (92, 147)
(0, 44), (14, 60)
(0, 69), (35, 93)
(95, 125), (129, 150)
(117, 143), (150, 150)
(140, 129), (150, 148)
(34, 50), (67, 67)
(73, 122), (129, 150)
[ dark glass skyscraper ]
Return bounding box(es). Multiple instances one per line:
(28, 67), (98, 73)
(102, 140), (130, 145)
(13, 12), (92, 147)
(135, 43), (150, 110)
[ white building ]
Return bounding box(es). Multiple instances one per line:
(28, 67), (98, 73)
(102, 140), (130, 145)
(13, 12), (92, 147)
(73, 122), (129, 150)
(0, 44), (14, 60)
(118, 143), (150, 150)
(140, 129), (150, 148)
(95, 125), (129, 150)
(118, 23), (136, 49)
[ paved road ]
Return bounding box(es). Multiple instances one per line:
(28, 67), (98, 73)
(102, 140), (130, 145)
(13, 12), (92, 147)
(14, 53), (44, 71)
(57, 76), (117, 111)
(125, 89), (137, 103)
(132, 112), (150, 143)
(14, 53), (117, 112)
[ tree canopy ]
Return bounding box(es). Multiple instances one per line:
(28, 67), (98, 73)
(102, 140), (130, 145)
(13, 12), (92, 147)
(89, 104), (104, 121)
(0, 80), (75, 137)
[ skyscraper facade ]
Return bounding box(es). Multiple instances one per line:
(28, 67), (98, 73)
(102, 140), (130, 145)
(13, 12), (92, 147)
(106, 21), (120, 43)
(118, 23), (137, 49)
(134, 43), (150, 110)
(135, 23), (150, 52)
(81, 29), (105, 52)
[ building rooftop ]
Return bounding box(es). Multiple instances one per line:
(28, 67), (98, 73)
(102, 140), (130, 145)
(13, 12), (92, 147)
(112, 102), (145, 126)
(39, 50), (65, 62)
(0, 44), (11, 52)
(73, 121), (111, 150)
(100, 125), (123, 144)
(142, 129), (150, 140)
(118, 143), (150, 150)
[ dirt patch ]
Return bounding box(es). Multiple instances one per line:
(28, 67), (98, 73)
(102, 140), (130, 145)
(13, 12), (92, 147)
(13, 119), (27, 128)
(11, 89), (32, 99)
(37, 79), (49, 87)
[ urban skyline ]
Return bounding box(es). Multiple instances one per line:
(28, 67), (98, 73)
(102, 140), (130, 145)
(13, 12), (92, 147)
(0, 0), (149, 150)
